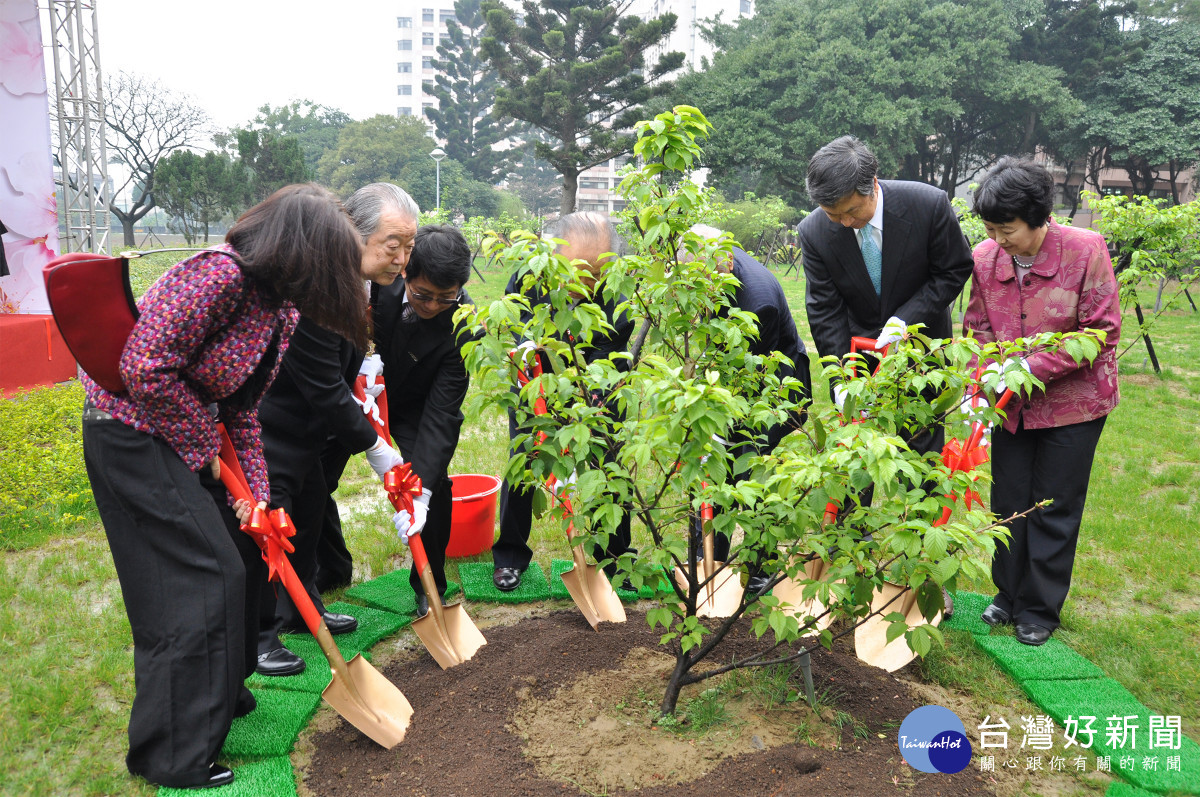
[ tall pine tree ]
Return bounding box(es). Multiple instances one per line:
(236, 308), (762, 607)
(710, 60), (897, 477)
(481, 0), (684, 214)
(426, 0), (516, 184)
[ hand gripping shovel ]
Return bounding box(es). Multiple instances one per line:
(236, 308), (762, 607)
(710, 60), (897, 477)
(511, 345), (625, 628)
(673, 489), (743, 618)
(385, 469), (486, 669)
(216, 428), (412, 748)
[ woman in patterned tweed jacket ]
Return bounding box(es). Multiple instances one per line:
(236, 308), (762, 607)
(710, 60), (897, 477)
(80, 184), (369, 790)
(964, 158), (1121, 649)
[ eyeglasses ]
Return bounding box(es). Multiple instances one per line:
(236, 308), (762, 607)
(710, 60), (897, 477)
(407, 289), (461, 306)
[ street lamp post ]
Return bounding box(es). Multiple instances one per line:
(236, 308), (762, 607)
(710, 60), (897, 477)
(430, 146), (446, 210)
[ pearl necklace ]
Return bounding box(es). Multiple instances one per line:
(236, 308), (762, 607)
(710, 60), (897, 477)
(1012, 253), (1035, 268)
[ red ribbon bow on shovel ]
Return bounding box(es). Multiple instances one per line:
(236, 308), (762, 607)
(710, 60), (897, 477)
(216, 425), (296, 582)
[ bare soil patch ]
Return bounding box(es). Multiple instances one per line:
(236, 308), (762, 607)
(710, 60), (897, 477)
(304, 608), (995, 796)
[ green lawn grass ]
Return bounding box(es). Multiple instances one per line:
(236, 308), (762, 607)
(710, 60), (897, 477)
(1, 251), (1195, 795)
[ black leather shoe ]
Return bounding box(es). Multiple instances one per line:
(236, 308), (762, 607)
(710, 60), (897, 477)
(200, 764), (234, 789)
(746, 574), (771, 594)
(493, 566), (522, 592)
(234, 687), (256, 718)
(981, 603), (1012, 627)
(415, 593), (446, 617)
(321, 612), (357, 635)
(1016, 623), (1053, 646)
(255, 647), (305, 677)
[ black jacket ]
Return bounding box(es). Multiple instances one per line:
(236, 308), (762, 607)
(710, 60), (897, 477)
(797, 179), (973, 360)
(373, 278), (474, 485)
(731, 248), (811, 401)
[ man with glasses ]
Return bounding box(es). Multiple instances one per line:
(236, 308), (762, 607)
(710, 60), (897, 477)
(372, 224), (474, 615)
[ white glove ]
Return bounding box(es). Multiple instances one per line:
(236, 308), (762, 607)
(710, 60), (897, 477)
(833, 383), (848, 412)
(364, 436), (404, 480)
(552, 469), (577, 498)
(982, 357), (1031, 391)
(352, 392), (384, 427)
(393, 488), (432, 542)
(358, 354), (385, 398)
(513, 339), (538, 366)
(957, 387), (988, 425)
(875, 316), (907, 349)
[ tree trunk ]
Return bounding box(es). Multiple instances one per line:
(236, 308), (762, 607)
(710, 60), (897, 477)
(560, 168), (579, 216)
(660, 653), (691, 716)
(122, 217), (136, 247)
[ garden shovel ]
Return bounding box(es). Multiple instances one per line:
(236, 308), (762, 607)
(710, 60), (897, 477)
(854, 580), (943, 673)
(559, 495), (626, 629)
(772, 556), (836, 637)
(674, 496), (743, 618)
(386, 486), (486, 669)
(216, 428), (412, 748)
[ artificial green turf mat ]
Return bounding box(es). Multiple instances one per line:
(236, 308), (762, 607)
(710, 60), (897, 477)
(549, 559), (673, 601)
(322, 600), (411, 649)
(159, 757), (296, 797)
(974, 634), (1106, 682)
(1020, 677), (1200, 794)
(343, 568), (460, 615)
(458, 561), (551, 602)
(1105, 784), (1160, 797)
(943, 590), (994, 635)
(221, 688), (320, 758)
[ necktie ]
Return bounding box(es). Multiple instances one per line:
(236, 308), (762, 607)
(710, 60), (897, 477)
(860, 226), (882, 295)
(401, 302), (417, 323)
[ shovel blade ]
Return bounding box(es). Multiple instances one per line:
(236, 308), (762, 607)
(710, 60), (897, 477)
(774, 558), (836, 636)
(562, 564), (627, 629)
(854, 581), (943, 673)
(412, 602), (487, 670)
(321, 653), (413, 749)
(674, 561), (744, 618)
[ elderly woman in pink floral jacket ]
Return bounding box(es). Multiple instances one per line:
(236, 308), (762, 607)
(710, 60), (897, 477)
(963, 157), (1120, 647)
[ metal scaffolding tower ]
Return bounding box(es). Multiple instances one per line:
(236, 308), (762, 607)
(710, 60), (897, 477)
(49, 0), (110, 254)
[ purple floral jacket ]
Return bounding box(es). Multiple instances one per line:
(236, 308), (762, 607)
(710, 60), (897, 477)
(83, 246), (299, 502)
(963, 221), (1120, 433)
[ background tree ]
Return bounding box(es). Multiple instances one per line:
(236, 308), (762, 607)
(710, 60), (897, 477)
(426, 0), (518, 183)
(1083, 18), (1200, 201)
(504, 136), (563, 220)
(103, 71), (211, 246)
(481, 0), (685, 214)
(154, 150), (242, 244)
(681, 0), (1074, 205)
(233, 129), (309, 204)
(244, 99), (352, 176)
(317, 114), (506, 217)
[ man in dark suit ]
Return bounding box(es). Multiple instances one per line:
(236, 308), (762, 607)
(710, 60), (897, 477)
(373, 224), (474, 616)
(796, 135), (973, 457)
(686, 225), (812, 592)
(491, 212), (636, 592)
(254, 183), (419, 676)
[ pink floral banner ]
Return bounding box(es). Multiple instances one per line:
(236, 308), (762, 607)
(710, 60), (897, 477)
(0, 0), (59, 314)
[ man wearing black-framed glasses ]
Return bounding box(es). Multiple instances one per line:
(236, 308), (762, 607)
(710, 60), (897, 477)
(372, 224), (475, 616)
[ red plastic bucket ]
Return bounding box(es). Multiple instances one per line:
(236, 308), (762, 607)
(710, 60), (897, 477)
(446, 473), (501, 557)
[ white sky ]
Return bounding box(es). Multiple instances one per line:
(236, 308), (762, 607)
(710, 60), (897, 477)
(71, 0), (401, 134)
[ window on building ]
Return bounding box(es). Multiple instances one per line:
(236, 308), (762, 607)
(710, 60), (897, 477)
(611, 200), (626, 212)
(398, 39), (412, 50)
(579, 202), (607, 213)
(422, 56), (434, 69)
(740, 0), (752, 12)
(439, 32), (450, 43)
(422, 8), (434, 22)
(440, 9), (455, 23)
(580, 179), (608, 190)
(398, 62), (412, 73)
(515, 12), (524, 26)
(398, 107), (413, 116)
(397, 16), (412, 27)
(423, 32), (434, 45)
(398, 84), (413, 95)
(423, 102), (434, 110)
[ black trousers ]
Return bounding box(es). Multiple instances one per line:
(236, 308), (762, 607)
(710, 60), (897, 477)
(990, 415), (1107, 630)
(83, 416), (261, 788)
(314, 444), (355, 592)
(493, 406), (633, 574)
(258, 431), (338, 655)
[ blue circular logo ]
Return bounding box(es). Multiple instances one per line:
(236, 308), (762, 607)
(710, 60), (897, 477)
(897, 705), (972, 773)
